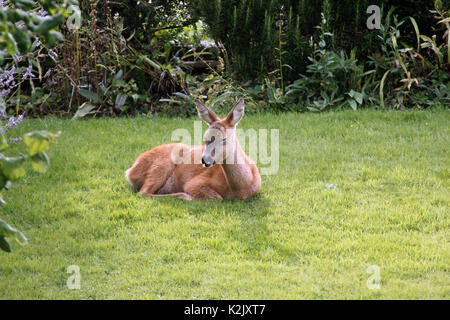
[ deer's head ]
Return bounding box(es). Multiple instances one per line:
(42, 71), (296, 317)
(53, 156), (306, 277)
(195, 99), (245, 168)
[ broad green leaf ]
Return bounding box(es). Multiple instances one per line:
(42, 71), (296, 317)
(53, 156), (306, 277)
(353, 92), (364, 104)
(0, 237), (11, 252)
(6, 33), (18, 55)
(44, 30), (64, 48)
(409, 17), (420, 51)
(435, 0), (442, 11)
(73, 103), (96, 120)
(0, 173), (9, 190)
(34, 14), (64, 35)
(115, 69), (123, 80)
(78, 89), (101, 103)
(23, 132), (49, 156)
(143, 56), (161, 70)
(115, 94), (127, 110)
(15, 0), (35, 10)
(12, 27), (31, 53)
(348, 99), (357, 111)
(0, 219), (28, 246)
(31, 152), (50, 173)
(0, 134), (8, 151)
(0, 155), (26, 180)
(6, 9), (30, 23)
(0, 219), (18, 237)
(23, 131), (59, 156)
(15, 230), (28, 244)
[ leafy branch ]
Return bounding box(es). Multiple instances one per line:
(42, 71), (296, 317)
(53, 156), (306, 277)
(0, 113), (60, 252)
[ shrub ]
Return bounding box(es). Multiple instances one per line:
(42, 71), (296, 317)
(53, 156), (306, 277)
(0, 0), (62, 252)
(0, 110), (60, 252)
(285, 14), (375, 111)
(187, 0), (311, 81)
(187, 0), (443, 83)
(369, 1), (450, 109)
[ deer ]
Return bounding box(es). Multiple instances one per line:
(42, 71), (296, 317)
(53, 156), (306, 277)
(125, 99), (261, 200)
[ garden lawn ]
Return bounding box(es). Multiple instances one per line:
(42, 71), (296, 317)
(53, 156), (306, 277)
(0, 109), (449, 299)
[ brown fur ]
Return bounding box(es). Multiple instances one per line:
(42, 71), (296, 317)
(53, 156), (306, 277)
(126, 101), (261, 200)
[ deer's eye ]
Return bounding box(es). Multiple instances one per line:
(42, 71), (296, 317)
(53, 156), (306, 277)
(205, 136), (216, 146)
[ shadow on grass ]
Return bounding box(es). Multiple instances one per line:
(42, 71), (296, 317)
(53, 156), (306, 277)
(193, 192), (300, 264)
(126, 183), (299, 264)
(225, 194), (301, 264)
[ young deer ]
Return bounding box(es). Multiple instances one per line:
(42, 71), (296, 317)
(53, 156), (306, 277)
(125, 99), (261, 200)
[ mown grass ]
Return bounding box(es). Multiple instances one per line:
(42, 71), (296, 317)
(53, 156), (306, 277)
(0, 108), (448, 299)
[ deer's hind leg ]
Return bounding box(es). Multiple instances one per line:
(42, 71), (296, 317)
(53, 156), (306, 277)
(140, 176), (192, 200)
(138, 164), (193, 200)
(184, 178), (223, 200)
(127, 144), (193, 200)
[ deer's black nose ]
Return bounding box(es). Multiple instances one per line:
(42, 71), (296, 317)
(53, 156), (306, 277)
(202, 157), (214, 168)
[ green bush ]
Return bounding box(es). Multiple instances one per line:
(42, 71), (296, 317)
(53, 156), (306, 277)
(285, 15), (375, 111)
(187, 0), (312, 81)
(248, 1), (449, 111)
(0, 0), (62, 252)
(0, 113), (60, 252)
(107, 0), (194, 47)
(187, 0), (446, 82)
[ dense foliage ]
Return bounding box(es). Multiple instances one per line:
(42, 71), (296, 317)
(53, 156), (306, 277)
(187, 0), (445, 81)
(0, 0), (62, 252)
(0, 0), (448, 118)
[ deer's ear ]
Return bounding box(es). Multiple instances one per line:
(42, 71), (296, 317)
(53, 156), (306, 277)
(195, 101), (219, 125)
(225, 98), (245, 126)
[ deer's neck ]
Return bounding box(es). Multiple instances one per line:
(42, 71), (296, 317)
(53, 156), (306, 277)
(221, 138), (253, 190)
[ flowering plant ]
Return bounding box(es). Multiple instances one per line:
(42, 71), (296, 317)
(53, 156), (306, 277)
(0, 108), (60, 252)
(0, 0), (67, 252)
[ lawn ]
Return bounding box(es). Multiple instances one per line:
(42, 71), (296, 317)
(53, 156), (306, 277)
(0, 109), (448, 299)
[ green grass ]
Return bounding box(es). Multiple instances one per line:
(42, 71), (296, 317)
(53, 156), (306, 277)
(0, 109), (449, 299)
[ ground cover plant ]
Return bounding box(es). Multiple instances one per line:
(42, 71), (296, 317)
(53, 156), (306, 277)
(0, 109), (448, 299)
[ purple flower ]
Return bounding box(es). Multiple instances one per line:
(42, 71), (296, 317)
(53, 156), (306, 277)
(0, 67), (15, 85)
(22, 65), (35, 80)
(44, 69), (52, 78)
(15, 21), (25, 28)
(5, 115), (24, 132)
(34, 36), (42, 48)
(48, 49), (58, 61)
(0, 89), (10, 98)
(8, 137), (22, 144)
(13, 54), (22, 63)
(0, 67), (16, 98)
(0, 0), (10, 9)
(38, 9), (48, 17)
